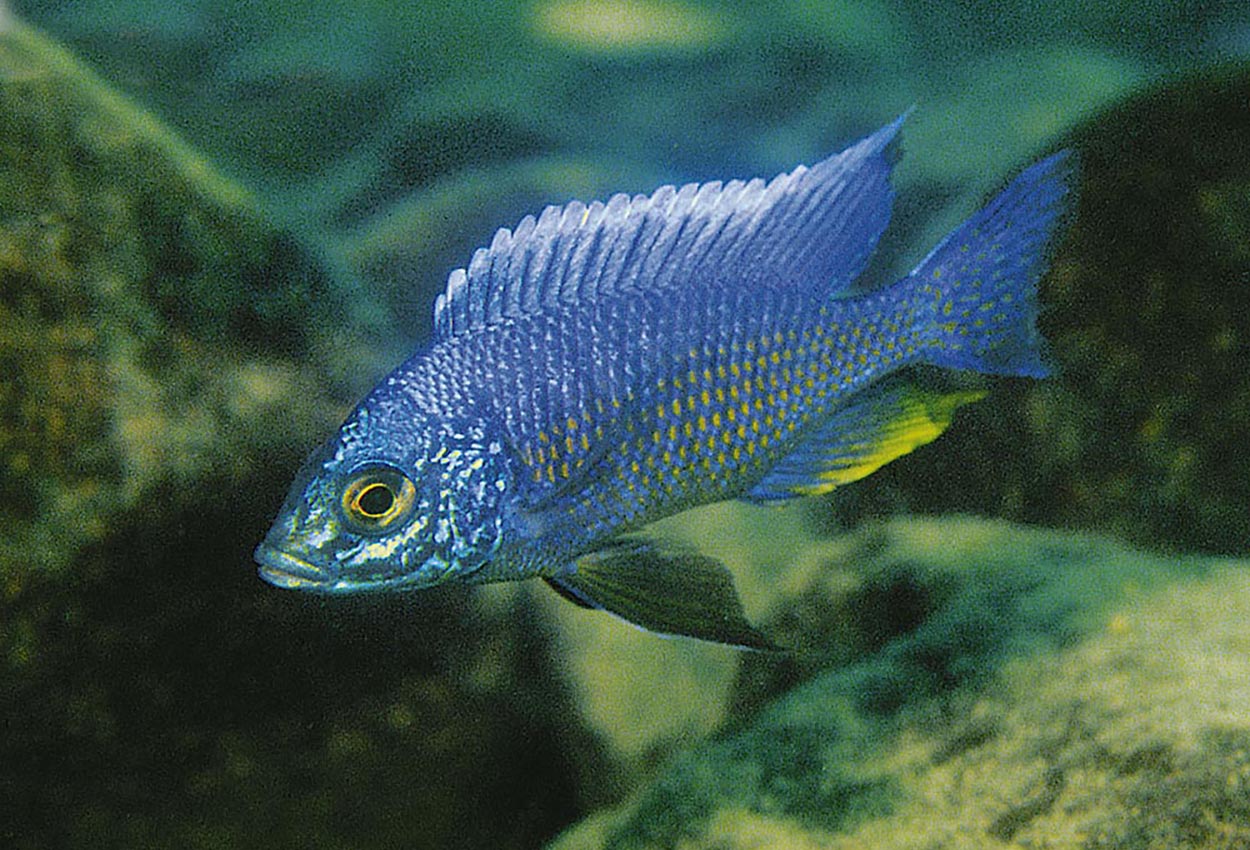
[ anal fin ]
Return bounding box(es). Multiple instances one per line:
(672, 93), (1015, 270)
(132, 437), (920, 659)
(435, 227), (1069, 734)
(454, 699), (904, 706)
(747, 374), (986, 503)
(551, 541), (780, 651)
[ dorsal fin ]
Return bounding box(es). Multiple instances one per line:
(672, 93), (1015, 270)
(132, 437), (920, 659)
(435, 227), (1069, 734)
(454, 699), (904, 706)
(433, 114), (907, 339)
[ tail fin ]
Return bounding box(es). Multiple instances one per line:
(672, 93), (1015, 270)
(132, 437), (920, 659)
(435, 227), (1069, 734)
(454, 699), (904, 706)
(910, 151), (1077, 378)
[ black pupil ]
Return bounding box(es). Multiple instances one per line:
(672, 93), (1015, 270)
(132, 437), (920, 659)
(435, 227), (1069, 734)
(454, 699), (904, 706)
(357, 483), (395, 517)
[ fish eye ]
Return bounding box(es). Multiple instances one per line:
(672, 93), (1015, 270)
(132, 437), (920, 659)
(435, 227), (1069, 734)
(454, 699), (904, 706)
(340, 466), (416, 533)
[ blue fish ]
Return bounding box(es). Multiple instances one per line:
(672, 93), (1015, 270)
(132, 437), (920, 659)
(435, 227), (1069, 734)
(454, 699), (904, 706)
(256, 115), (1075, 648)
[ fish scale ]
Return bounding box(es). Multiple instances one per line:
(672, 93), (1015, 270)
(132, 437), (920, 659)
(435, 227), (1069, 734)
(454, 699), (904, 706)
(256, 115), (1076, 647)
(449, 277), (923, 551)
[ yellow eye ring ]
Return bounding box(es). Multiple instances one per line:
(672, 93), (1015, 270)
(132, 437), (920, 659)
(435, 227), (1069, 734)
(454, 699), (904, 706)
(341, 466), (416, 533)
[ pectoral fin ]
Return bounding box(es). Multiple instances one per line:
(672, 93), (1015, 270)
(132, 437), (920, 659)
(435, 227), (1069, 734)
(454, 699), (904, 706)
(547, 541), (780, 651)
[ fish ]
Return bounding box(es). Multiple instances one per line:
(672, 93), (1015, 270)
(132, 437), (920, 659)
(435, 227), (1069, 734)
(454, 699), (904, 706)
(255, 114), (1075, 649)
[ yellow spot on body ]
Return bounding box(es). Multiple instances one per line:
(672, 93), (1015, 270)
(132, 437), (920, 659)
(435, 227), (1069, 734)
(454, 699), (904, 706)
(671, 398), (681, 416)
(697, 415), (708, 432)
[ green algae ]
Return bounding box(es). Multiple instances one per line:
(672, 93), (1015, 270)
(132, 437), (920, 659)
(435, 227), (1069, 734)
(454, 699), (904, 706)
(549, 521), (1250, 849)
(0, 18), (346, 578)
(4, 4), (1250, 849)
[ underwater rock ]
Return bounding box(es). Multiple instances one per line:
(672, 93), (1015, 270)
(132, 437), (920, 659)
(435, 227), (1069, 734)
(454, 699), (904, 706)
(0, 16), (352, 579)
(0, 19), (618, 850)
(832, 66), (1250, 558)
(547, 516), (1250, 849)
(0, 21), (623, 850)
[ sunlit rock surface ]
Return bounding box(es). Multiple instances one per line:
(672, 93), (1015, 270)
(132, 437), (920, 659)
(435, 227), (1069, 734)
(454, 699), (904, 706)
(549, 517), (1250, 850)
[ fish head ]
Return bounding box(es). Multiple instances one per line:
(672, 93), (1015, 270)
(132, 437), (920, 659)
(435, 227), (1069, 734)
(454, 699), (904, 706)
(255, 408), (512, 593)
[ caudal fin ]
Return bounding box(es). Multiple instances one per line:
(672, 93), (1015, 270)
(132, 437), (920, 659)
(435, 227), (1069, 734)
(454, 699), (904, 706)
(910, 151), (1077, 377)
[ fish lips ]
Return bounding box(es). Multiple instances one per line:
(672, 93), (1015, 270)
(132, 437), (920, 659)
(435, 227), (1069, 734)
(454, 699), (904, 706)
(254, 543), (332, 590)
(254, 542), (451, 593)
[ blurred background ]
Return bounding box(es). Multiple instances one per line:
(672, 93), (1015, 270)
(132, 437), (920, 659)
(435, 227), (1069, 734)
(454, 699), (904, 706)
(3, 1), (1250, 848)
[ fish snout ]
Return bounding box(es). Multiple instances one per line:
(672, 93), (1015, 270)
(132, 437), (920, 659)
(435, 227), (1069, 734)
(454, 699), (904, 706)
(254, 542), (333, 590)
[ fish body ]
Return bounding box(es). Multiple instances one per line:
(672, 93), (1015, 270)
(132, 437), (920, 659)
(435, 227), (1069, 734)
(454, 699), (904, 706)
(256, 116), (1075, 647)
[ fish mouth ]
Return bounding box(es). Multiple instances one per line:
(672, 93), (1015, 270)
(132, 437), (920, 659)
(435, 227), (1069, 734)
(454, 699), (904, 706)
(254, 542), (445, 594)
(255, 544), (335, 591)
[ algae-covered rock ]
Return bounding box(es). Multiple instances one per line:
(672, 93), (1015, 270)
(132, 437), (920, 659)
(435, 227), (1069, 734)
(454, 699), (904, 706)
(548, 517), (1250, 849)
(826, 65), (1250, 558)
(0, 16), (350, 579)
(0, 20), (610, 850)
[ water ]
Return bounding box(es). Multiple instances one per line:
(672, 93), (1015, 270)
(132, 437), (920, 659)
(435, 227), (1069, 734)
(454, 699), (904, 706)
(2, 2), (1249, 847)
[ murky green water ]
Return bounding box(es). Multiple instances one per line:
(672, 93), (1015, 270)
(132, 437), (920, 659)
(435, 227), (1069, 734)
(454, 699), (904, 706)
(3, 1), (1249, 847)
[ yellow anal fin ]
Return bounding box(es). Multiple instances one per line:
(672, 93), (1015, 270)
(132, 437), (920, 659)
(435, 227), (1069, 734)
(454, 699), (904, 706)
(746, 376), (986, 502)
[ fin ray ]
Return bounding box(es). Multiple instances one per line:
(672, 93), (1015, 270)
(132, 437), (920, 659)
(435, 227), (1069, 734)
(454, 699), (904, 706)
(912, 150), (1076, 377)
(746, 375), (986, 503)
(434, 115), (907, 339)
(553, 541), (779, 650)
